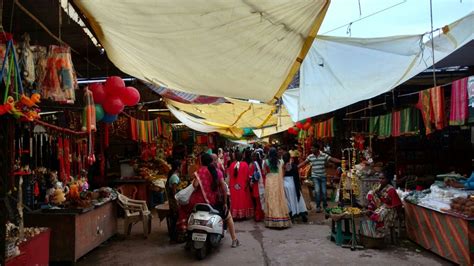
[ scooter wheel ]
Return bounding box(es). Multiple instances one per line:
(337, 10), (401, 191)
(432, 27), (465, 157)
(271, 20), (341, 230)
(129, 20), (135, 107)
(195, 246), (207, 260)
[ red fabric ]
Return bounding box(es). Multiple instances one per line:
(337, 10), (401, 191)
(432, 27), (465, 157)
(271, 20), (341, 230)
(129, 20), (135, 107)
(63, 138), (71, 182)
(392, 111), (401, 137)
(7, 230), (50, 266)
(228, 161), (254, 219)
(57, 137), (66, 181)
(382, 187), (402, 208)
(449, 77), (468, 125)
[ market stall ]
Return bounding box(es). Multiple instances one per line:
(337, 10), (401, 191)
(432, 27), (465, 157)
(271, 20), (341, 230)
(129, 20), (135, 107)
(403, 179), (474, 265)
(25, 200), (117, 262)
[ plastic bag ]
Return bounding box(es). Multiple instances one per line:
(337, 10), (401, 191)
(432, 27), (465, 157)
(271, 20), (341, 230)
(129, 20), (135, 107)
(175, 183), (194, 205)
(42, 45), (77, 103)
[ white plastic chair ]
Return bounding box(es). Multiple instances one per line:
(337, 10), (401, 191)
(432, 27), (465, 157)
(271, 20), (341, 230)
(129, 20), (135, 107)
(117, 192), (152, 238)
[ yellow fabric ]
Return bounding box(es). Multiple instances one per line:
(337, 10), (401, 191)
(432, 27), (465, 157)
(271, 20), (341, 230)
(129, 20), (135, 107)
(166, 98), (294, 137)
(74, 0), (329, 102)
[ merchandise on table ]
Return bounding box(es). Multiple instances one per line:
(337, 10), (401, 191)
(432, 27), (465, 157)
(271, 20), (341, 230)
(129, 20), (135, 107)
(448, 196), (474, 218)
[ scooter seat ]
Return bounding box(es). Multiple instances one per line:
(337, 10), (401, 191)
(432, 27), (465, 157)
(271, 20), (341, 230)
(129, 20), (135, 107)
(193, 203), (221, 215)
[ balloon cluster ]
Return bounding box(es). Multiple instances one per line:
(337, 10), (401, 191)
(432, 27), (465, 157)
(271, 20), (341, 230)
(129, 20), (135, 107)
(288, 118), (312, 135)
(88, 76), (140, 123)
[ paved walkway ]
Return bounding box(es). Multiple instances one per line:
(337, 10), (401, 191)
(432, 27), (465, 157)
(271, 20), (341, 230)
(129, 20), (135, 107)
(77, 212), (452, 266)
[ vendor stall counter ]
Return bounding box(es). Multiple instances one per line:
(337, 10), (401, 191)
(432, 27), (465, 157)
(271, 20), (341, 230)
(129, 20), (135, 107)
(24, 201), (117, 262)
(405, 201), (474, 265)
(6, 229), (51, 266)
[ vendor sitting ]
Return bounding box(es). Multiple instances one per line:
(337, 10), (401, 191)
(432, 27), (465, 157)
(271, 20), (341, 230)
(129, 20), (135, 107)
(445, 171), (474, 190)
(361, 165), (402, 238)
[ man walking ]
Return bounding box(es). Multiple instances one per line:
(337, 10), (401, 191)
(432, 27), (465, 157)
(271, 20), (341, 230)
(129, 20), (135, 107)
(298, 143), (341, 213)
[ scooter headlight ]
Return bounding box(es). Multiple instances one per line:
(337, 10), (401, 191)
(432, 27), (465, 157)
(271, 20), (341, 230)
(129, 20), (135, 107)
(188, 214), (195, 225)
(206, 217), (216, 228)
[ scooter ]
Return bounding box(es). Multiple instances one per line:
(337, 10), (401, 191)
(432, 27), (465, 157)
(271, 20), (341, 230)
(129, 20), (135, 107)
(187, 203), (224, 260)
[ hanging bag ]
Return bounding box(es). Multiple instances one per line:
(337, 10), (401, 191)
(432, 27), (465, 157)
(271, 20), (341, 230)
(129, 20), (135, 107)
(175, 183), (195, 205)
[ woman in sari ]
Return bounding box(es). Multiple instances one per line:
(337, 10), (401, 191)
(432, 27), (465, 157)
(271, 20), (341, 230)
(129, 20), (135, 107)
(361, 166), (402, 238)
(282, 152), (308, 223)
(180, 153), (240, 247)
(228, 151), (254, 219)
(263, 148), (291, 228)
(249, 152), (265, 222)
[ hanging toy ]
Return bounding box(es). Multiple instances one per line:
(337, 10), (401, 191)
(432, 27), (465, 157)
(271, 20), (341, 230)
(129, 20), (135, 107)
(81, 88), (96, 132)
(6, 96), (23, 119)
(20, 93), (41, 108)
(0, 101), (13, 115)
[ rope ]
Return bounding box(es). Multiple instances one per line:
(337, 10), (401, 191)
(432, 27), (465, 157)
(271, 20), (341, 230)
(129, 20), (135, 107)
(429, 0), (437, 87)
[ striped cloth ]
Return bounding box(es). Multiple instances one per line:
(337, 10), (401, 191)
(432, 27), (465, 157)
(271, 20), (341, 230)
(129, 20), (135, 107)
(449, 77), (468, 126)
(371, 108), (420, 137)
(130, 117), (162, 143)
(314, 117), (334, 139)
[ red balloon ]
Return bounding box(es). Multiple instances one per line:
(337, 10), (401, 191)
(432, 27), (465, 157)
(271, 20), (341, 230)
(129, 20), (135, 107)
(296, 122), (303, 129)
(288, 127), (295, 135)
(89, 83), (106, 104)
(102, 96), (124, 115)
(121, 87), (140, 106)
(104, 76), (126, 96)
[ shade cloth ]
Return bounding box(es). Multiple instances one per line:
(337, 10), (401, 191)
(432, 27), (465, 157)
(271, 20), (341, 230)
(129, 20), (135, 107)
(143, 81), (227, 104)
(283, 12), (474, 121)
(166, 98), (294, 138)
(74, 0), (330, 102)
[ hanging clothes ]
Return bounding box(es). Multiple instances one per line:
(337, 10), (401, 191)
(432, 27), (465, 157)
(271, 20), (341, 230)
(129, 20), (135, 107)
(417, 89), (433, 134)
(400, 108), (420, 135)
(378, 113), (392, 138)
(313, 117), (334, 139)
(430, 86), (445, 130)
(369, 116), (379, 135)
(392, 111), (401, 137)
(416, 86), (446, 135)
(449, 77), (469, 126)
(129, 117), (162, 143)
(469, 76), (474, 123)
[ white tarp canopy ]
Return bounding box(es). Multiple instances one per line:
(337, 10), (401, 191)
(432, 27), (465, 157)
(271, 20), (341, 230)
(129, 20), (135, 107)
(283, 12), (474, 121)
(74, 0), (329, 102)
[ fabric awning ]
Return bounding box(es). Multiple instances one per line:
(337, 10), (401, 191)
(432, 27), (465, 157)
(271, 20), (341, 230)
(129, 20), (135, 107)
(74, 0), (330, 102)
(283, 12), (474, 121)
(166, 98), (294, 137)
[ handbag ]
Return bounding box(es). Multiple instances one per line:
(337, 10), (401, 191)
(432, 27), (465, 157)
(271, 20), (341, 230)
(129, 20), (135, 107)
(175, 183), (194, 205)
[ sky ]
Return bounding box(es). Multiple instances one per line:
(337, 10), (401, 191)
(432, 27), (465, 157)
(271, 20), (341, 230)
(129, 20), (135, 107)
(318, 0), (474, 37)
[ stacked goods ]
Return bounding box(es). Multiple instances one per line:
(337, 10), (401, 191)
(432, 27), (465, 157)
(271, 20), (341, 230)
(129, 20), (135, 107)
(450, 196), (474, 217)
(344, 207), (362, 215)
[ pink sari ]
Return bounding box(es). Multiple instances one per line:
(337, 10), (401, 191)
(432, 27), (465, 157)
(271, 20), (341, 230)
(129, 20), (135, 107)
(177, 166), (223, 233)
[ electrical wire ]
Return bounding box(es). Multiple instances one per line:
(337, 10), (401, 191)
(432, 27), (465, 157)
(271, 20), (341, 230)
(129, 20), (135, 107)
(322, 0), (407, 35)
